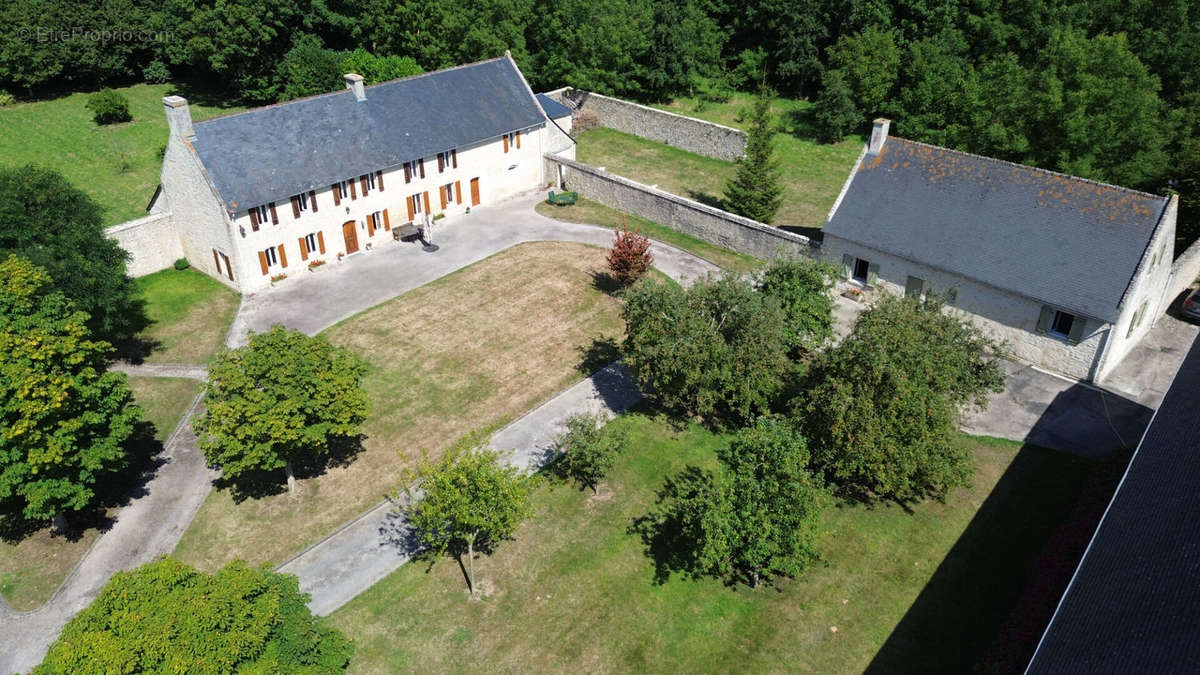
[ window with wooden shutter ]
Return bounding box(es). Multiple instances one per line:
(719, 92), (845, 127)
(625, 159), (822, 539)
(212, 249), (221, 274)
(349, 178), (357, 200)
(258, 251), (269, 275)
(291, 196), (301, 219)
(406, 195), (415, 221)
(360, 174), (369, 196)
(423, 191), (430, 213)
(249, 207), (261, 231)
(905, 276), (925, 299)
(438, 153), (444, 173)
(1035, 306), (1055, 335)
(331, 184), (341, 206)
(418, 158), (425, 179)
(278, 243), (288, 268)
(222, 252), (233, 280)
(840, 254), (852, 279)
(404, 163), (411, 183)
(503, 134), (509, 153)
(451, 149), (457, 168)
(455, 180), (462, 204)
(439, 186), (447, 210)
(515, 130), (521, 149)
(269, 202), (278, 224)
(310, 190), (318, 212)
(866, 262), (879, 287)
(298, 236), (309, 261)
(376, 170), (384, 191)
(317, 231), (326, 254)
(366, 213), (375, 236)
(383, 208), (391, 230)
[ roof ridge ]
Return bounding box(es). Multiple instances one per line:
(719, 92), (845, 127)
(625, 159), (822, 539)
(193, 56), (511, 128)
(888, 136), (1167, 203)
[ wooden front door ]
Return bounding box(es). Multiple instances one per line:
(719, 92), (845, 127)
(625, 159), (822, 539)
(342, 220), (359, 254)
(469, 177), (480, 206)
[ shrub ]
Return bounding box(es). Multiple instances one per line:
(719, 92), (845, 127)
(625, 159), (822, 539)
(85, 89), (132, 125)
(0, 90), (15, 107)
(552, 413), (629, 493)
(172, 257), (190, 270)
(142, 60), (170, 84)
(607, 225), (653, 285)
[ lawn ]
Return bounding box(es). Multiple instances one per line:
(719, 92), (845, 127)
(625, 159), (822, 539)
(576, 93), (863, 232)
(328, 414), (1109, 673)
(0, 82), (244, 225)
(174, 242), (628, 570)
(0, 374), (202, 611)
(134, 266), (240, 363)
(534, 197), (759, 274)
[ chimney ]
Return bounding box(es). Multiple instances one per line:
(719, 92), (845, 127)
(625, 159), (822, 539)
(868, 118), (891, 154)
(345, 73), (365, 102)
(162, 95), (194, 139)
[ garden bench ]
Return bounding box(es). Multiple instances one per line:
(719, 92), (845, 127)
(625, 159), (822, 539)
(547, 190), (578, 206)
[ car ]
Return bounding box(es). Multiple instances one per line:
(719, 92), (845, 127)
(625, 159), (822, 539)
(1181, 287), (1200, 321)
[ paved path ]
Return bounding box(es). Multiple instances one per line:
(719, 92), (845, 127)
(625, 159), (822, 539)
(229, 190), (720, 345)
(110, 362), (208, 380)
(0, 393), (218, 674)
(278, 362), (643, 616)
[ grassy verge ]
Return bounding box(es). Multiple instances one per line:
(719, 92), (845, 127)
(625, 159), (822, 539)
(534, 197), (759, 274)
(328, 416), (1104, 673)
(0, 83), (243, 225)
(0, 375), (202, 610)
(174, 242), (628, 570)
(134, 267), (240, 364)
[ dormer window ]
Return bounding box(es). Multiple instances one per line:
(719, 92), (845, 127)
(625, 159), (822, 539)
(437, 149), (457, 172)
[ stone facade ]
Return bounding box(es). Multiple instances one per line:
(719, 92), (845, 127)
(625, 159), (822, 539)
(545, 152), (815, 261)
(544, 87), (746, 162)
(104, 212), (182, 277)
(1165, 216), (1200, 309)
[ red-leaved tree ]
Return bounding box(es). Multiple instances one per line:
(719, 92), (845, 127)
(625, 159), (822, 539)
(607, 225), (653, 285)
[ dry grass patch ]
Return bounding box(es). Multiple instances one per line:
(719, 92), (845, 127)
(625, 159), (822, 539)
(174, 242), (625, 570)
(135, 267), (240, 364)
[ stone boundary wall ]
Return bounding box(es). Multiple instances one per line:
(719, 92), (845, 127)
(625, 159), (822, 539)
(105, 212), (182, 277)
(545, 153), (815, 260)
(1166, 237), (1200, 306)
(542, 87), (746, 162)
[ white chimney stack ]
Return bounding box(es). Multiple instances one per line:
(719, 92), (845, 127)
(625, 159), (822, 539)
(345, 73), (365, 102)
(162, 95), (194, 139)
(868, 118), (891, 154)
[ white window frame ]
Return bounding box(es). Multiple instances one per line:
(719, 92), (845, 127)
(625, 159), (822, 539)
(366, 172), (376, 190)
(296, 192), (309, 212)
(444, 182), (455, 203)
(1048, 310), (1075, 340)
(851, 257), (870, 283)
(337, 180), (350, 199)
(304, 232), (317, 253)
(253, 204), (268, 224)
(411, 193), (424, 215)
(263, 245), (279, 268)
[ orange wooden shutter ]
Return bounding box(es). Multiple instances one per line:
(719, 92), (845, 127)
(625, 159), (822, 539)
(423, 191), (430, 213)
(377, 170), (384, 191)
(269, 202), (278, 224)
(503, 134), (509, 153)
(455, 180), (462, 204)
(212, 249), (220, 272)
(291, 196), (301, 218)
(418, 158), (425, 178)
(317, 231), (326, 254)
(298, 236), (308, 261)
(331, 184), (340, 206)
(222, 253), (233, 280)
(278, 243), (288, 268)
(451, 149), (457, 168)
(360, 175), (369, 195)
(349, 179), (357, 199)
(249, 207), (260, 231)
(310, 190), (318, 212)
(439, 186), (447, 210)
(404, 163), (411, 183)
(258, 251), (268, 275)
(515, 130), (521, 149)
(383, 208), (391, 230)
(406, 195), (415, 221)
(366, 213), (375, 236)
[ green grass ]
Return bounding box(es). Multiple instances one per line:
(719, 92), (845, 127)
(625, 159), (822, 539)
(134, 267), (240, 364)
(0, 82), (244, 225)
(577, 93), (863, 231)
(534, 197), (760, 274)
(0, 375), (202, 610)
(329, 415), (1110, 673)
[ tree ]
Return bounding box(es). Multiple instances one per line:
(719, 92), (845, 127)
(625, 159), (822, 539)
(794, 295), (1005, 503)
(621, 274), (793, 428)
(643, 0), (724, 100)
(607, 225), (653, 286)
(637, 417), (824, 586)
(0, 256), (142, 525)
(723, 90), (783, 223)
(36, 558), (353, 672)
(0, 165), (147, 346)
(758, 257), (836, 352)
(812, 69), (861, 143)
(527, 0), (654, 97)
(399, 435), (532, 594)
(826, 26), (900, 117)
(340, 48), (422, 85)
(85, 89), (132, 125)
(193, 326), (369, 492)
(552, 413), (629, 493)
(276, 34), (344, 101)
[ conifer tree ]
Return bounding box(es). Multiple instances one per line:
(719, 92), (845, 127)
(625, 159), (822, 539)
(723, 89), (784, 224)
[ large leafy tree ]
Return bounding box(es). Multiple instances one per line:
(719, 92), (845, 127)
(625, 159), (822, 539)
(637, 417), (825, 587)
(723, 90), (784, 224)
(794, 295), (1004, 503)
(642, 0), (724, 100)
(193, 326), (369, 491)
(826, 26), (901, 118)
(357, 0), (533, 74)
(0, 165), (147, 347)
(36, 558), (353, 673)
(527, 0), (654, 96)
(276, 34), (344, 101)
(758, 257), (836, 353)
(0, 256), (142, 525)
(812, 69), (861, 144)
(621, 274), (794, 428)
(399, 435), (532, 595)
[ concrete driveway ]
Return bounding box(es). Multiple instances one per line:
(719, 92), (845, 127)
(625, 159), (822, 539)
(228, 190), (720, 346)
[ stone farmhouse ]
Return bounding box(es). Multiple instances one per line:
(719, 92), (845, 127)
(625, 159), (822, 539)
(822, 119), (1179, 382)
(148, 54), (574, 292)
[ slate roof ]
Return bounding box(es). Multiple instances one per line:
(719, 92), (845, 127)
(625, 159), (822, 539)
(190, 56), (548, 213)
(536, 93), (572, 119)
(1027, 335), (1200, 674)
(824, 138), (1169, 322)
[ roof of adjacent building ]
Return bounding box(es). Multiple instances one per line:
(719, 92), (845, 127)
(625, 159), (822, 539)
(1027, 335), (1200, 674)
(190, 56), (548, 213)
(824, 138), (1170, 322)
(536, 93), (572, 119)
